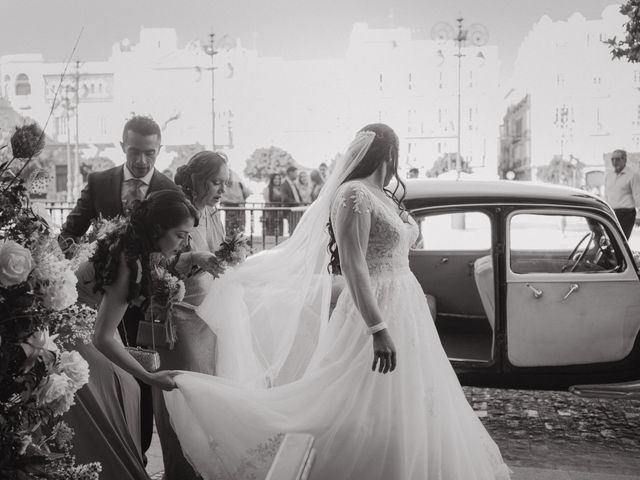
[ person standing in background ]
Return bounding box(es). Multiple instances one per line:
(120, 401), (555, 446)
(605, 149), (640, 239)
(297, 170), (312, 204)
(309, 169), (325, 202)
(221, 168), (252, 234)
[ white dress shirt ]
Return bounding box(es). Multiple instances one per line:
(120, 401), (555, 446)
(605, 166), (640, 209)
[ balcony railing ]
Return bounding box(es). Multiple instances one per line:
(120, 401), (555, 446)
(35, 201), (309, 253)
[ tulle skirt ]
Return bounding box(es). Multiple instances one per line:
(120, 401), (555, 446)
(164, 267), (510, 480)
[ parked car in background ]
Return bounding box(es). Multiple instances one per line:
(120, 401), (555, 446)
(401, 179), (640, 391)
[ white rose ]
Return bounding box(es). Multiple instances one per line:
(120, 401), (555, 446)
(59, 351), (89, 389)
(41, 270), (78, 311)
(36, 373), (76, 416)
(50, 388), (75, 416)
(0, 240), (33, 286)
(37, 373), (72, 405)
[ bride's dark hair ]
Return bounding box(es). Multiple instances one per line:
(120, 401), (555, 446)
(91, 189), (199, 304)
(327, 123), (406, 275)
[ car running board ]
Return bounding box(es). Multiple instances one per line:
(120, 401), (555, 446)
(569, 380), (640, 399)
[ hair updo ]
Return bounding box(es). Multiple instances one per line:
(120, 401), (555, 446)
(92, 189), (199, 304)
(327, 123), (405, 275)
(174, 151), (228, 205)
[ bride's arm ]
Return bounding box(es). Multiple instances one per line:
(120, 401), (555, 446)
(332, 184), (396, 373)
(92, 256), (177, 390)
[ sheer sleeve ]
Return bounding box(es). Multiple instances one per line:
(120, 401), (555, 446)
(330, 182), (385, 329)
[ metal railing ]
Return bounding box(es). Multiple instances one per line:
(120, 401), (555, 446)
(35, 201), (309, 253)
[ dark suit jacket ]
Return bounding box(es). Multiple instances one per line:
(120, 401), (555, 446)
(59, 165), (179, 247)
(280, 178), (301, 206)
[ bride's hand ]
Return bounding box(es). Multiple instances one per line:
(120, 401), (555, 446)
(372, 329), (397, 374)
(148, 370), (179, 391)
(192, 252), (225, 278)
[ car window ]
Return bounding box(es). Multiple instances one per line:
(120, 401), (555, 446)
(413, 211), (491, 251)
(509, 213), (623, 274)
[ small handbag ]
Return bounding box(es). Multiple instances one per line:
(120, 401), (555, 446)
(122, 321), (161, 373)
(125, 345), (161, 373)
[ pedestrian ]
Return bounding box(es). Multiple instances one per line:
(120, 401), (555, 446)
(605, 149), (640, 239)
(318, 162), (329, 182)
(221, 168), (252, 234)
(408, 167), (419, 179)
(281, 165), (302, 206)
(309, 168), (324, 201)
(296, 170), (312, 204)
(262, 173), (284, 236)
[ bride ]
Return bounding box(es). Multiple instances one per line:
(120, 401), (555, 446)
(164, 124), (510, 480)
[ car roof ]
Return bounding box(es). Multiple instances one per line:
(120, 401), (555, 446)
(402, 179), (610, 211)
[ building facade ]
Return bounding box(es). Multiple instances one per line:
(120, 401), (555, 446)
(0, 23), (501, 200)
(501, 5), (639, 181)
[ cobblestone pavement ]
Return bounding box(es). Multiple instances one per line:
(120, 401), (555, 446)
(147, 387), (640, 478)
(464, 387), (640, 476)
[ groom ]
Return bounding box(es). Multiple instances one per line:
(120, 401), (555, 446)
(59, 115), (178, 462)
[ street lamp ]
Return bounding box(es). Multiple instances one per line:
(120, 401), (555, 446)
(202, 33), (218, 151)
(432, 18), (488, 179)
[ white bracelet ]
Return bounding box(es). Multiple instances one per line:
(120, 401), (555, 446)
(368, 322), (388, 335)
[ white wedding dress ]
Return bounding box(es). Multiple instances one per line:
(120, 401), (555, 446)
(164, 179), (510, 480)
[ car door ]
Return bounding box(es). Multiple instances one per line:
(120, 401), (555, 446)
(409, 209), (496, 362)
(505, 209), (640, 368)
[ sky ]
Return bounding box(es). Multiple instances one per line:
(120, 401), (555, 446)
(0, 0), (620, 78)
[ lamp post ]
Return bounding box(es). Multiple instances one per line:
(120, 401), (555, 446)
(432, 18), (488, 179)
(203, 33), (218, 150)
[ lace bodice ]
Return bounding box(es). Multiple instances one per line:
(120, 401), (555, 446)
(330, 180), (418, 275)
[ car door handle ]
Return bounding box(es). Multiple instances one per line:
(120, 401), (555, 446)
(563, 283), (579, 300)
(526, 283), (543, 299)
(436, 257), (448, 267)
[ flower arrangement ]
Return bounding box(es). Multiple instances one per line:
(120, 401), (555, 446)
(151, 256), (186, 307)
(0, 124), (100, 479)
(215, 232), (252, 268)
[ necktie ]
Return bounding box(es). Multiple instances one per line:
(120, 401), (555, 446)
(123, 178), (145, 213)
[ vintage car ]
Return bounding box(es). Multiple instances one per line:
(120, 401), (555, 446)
(400, 179), (640, 391)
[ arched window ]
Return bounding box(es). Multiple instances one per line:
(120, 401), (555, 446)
(15, 73), (31, 96)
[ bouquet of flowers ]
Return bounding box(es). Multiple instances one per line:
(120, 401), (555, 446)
(0, 124), (100, 479)
(141, 254), (186, 349)
(214, 232), (252, 268)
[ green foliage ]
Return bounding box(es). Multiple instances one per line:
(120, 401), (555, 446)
(426, 153), (472, 178)
(536, 155), (584, 186)
(244, 146), (297, 182)
(607, 1), (640, 62)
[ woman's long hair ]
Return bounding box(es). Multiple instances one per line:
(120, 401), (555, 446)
(174, 150), (228, 206)
(327, 123), (406, 274)
(91, 189), (199, 304)
(267, 173), (282, 203)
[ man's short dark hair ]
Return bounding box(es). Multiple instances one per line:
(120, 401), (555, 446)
(319, 162), (328, 168)
(613, 149), (627, 161)
(286, 165), (298, 174)
(122, 115), (162, 143)
(409, 168), (419, 175)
